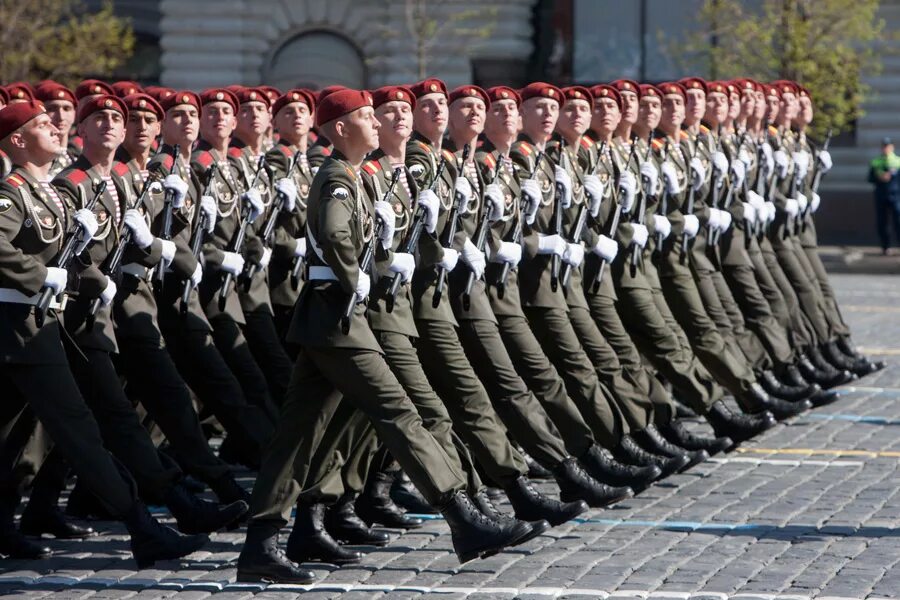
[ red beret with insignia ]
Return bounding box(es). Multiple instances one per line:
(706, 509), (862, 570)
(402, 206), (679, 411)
(5, 82), (35, 103)
(160, 90), (201, 113)
(75, 79), (114, 101)
(372, 85), (416, 110)
(610, 79), (640, 95)
(273, 89), (317, 115)
(770, 80), (798, 97)
(798, 85), (811, 99)
(486, 86), (521, 107)
(562, 86), (593, 108)
(678, 77), (709, 95)
(111, 81), (143, 98)
(658, 82), (686, 100)
(317, 85), (348, 104)
(638, 84), (663, 100)
(77, 94), (128, 123)
(34, 81), (76, 106)
(0, 100), (47, 141)
(733, 78), (758, 95)
(144, 86), (176, 104)
(235, 87), (271, 108)
(707, 81), (728, 95)
(258, 86), (282, 103)
(200, 88), (239, 113)
(448, 85), (490, 108)
(520, 82), (563, 104)
(122, 93), (164, 120)
(764, 84), (781, 100)
(410, 78), (448, 100)
(589, 85), (622, 110)
(316, 88), (374, 127)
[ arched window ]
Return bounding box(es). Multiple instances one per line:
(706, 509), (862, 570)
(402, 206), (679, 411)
(265, 30), (367, 90)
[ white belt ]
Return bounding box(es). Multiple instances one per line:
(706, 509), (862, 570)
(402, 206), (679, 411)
(121, 263), (151, 279)
(0, 287), (67, 310)
(307, 266), (337, 281)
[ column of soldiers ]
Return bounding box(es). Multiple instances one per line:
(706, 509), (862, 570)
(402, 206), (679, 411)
(0, 75), (883, 581)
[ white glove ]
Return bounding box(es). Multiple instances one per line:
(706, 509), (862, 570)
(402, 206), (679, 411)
(796, 193), (808, 213)
(258, 247), (272, 269)
(817, 150), (832, 173)
(583, 174), (605, 217)
(741, 202), (757, 224)
(100, 277), (117, 307)
(163, 174), (189, 209)
(124, 209), (153, 249)
(761, 142), (775, 176)
(355, 270), (370, 302)
(639, 162), (658, 190)
(748, 190), (766, 213)
(660, 162), (680, 194)
(242, 188), (264, 223)
(730, 160), (746, 188)
(43, 266), (68, 294)
(438, 247), (460, 271)
(690, 157), (706, 190)
(563, 242), (584, 267)
(792, 151), (810, 180)
(454, 176), (473, 211)
(537, 233), (567, 256)
(159, 239), (176, 269)
(683, 214), (700, 238)
(617, 172), (637, 213)
(719, 209), (733, 231)
(631, 223), (649, 248)
(738, 148), (753, 169)
(221, 251), (245, 275)
(774, 150), (789, 179)
(520, 179), (542, 224)
(592, 235), (618, 263)
(712, 151), (729, 182)
(811, 192), (821, 213)
(764, 201), (777, 223)
(490, 241), (522, 266)
(200, 195), (217, 233)
(784, 198), (800, 218)
(190, 263), (203, 288)
(652, 214), (672, 240)
(293, 238), (307, 258)
(388, 251), (415, 283)
(73, 208), (99, 254)
(708, 208), (723, 232)
(554, 166), (573, 208)
(416, 189), (440, 234)
(275, 178), (298, 212)
(461, 238), (486, 279)
(373, 200), (396, 250)
(483, 183), (505, 222)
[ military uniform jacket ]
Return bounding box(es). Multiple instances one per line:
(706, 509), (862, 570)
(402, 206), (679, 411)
(685, 125), (719, 272)
(767, 126), (799, 245)
(651, 131), (690, 264)
(265, 139), (312, 308)
(405, 132), (458, 325)
(579, 131), (618, 300)
(608, 136), (653, 291)
(286, 150), (386, 351)
(307, 136), (333, 170)
(55, 157), (159, 353)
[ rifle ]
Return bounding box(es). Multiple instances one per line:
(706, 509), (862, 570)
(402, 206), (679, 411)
(385, 155), (447, 312)
(153, 145), (180, 292)
(680, 141), (697, 263)
(180, 162), (219, 316)
(34, 180), (108, 328)
(218, 155), (266, 311)
(630, 132), (654, 276)
(242, 152), (301, 291)
(432, 143), (470, 308)
(342, 167), (402, 334)
(707, 127), (726, 245)
(593, 138), (637, 290)
(561, 140), (606, 290)
(801, 128), (832, 232)
(462, 153), (504, 310)
(496, 149), (544, 299)
(653, 137), (671, 256)
(549, 139), (567, 292)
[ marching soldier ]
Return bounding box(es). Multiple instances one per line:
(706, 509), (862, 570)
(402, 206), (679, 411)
(33, 81), (78, 177)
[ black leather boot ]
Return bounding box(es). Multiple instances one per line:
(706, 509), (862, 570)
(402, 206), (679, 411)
(783, 364), (812, 388)
(164, 482), (248, 534)
(521, 450), (554, 480)
(658, 420), (734, 455)
(20, 504), (95, 539)
(236, 523), (316, 584)
(0, 497), (51, 559)
(809, 388), (841, 407)
(324, 494), (390, 546)
(823, 341), (882, 377)
(836, 337), (884, 371)
(208, 472), (251, 506)
(740, 383), (812, 419)
(706, 400), (775, 443)
(390, 471), (437, 514)
(636, 426), (709, 471)
(613, 435), (690, 478)
(760, 370), (820, 401)
(123, 501), (209, 569)
(804, 350), (854, 388)
(504, 475), (589, 526)
(578, 444), (661, 490)
(440, 490), (533, 563)
(471, 488), (550, 546)
(357, 471), (423, 529)
(552, 457), (633, 507)
(286, 503), (363, 565)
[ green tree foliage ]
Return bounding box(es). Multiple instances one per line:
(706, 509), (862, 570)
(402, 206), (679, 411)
(676, 0), (886, 137)
(0, 0), (134, 86)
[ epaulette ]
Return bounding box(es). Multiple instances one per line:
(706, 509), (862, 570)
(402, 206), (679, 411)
(64, 168), (89, 186)
(699, 124), (710, 135)
(70, 136), (83, 151)
(157, 153), (175, 171)
(194, 150), (213, 169)
(579, 136), (593, 150)
(651, 138), (665, 151)
(415, 140), (430, 153)
(227, 147), (244, 160)
(679, 130), (690, 141)
(476, 139), (485, 149)
(320, 146), (332, 156)
(309, 130), (319, 143)
(361, 160), (381, 176)
(516, 141), (533, 156)
(113, 162), (130, 177)
(6, 173), (25, 188)
(276, 144), (294, 158)
(441, 149), (455, 163)
(482, 153), (497, 171)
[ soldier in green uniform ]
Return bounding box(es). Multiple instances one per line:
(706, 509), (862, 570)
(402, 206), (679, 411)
(34, 81), (78, 178)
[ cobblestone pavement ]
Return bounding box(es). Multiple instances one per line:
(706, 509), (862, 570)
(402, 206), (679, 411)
(2, 273), (899, 600)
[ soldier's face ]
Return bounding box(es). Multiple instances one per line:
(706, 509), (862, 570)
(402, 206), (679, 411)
(413, 94), (448, 141)
(10, 114), (63, 161)
(684, 89), (705, 124)
(705, 92), (728, 125)
(781, 92), (799, 121)
(558, 98), (591, 137)
(126, 110), (161, 152)
(619, 91), (638, 124)
(754, 91), (766, 120)
(375, 100), (413, 147)
(163, 105), (199, 147)
(798, 96), (813, 125)
(79, 109), (125, 152)
(661, 95), (685, 131)
(740, 92), (756, 120)
(766, 95), (780, 122)
(521, 97), (559, 141)
(274, 102), (311, 142)
(343, 106), (380, 154)
(448, 97), (486, 139)
(485, 99), (519, 140)
(592, 97), (620, 135)
(638, 97), (661, 131)
(728, 92), (740, 121)
(201, 102), (236, 143)
(45, 100), (76, 140)
(237, 101), (271, 139)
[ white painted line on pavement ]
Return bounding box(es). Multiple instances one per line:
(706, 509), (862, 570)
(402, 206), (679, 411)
(708, 456), (864, 467)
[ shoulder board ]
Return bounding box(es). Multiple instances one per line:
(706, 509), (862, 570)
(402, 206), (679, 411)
(194, 150), (213, 169)
(651, 138), (665, 151)
(483, 153), (497, 171)
(517, 141), (533, 156)
(476, 139), (485, 149)
(157, 153), (175, 170)
(679, 130), (690, 141)
(320, 146), (332, 156)
(64, 168), (89, 186)
(113, 162), (130, 177)
(699, 124), (710, 135)
(6, 173), (25, 188)
(361, 160), (381, 175)
(227, 147), (244, 160)
(579, 136), (593, 150)
(415, 140), (430, 153)
(441, 149), (455, 163)
(277, 144), (294, 158)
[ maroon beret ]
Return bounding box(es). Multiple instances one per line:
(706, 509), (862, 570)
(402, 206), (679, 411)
(200, 88), (239, 113)
(678, 77), (709, 95)
(160, 90), (201, 113)
(77, 94), (127, 123)
(5, 82), (35, 103)
(317, 85), (347, 104)
(273, 89), (316, 115)
(75, 79), (114, 101)
(562, 85), (593, 108)
(638, 84), (663, 100)
(486, 86), (521, 107)
(111, 81), (143, 98)
(707, 81), (729, 96)
(122, 93), (164, 120)
(410, 78), (448, 100)
(371, 86), (415, 110)
(589, 85), (622, 110)
(610, 79), (640, 95)
(235, 87), (271, 108)
(0, 100), (47, 141)
(258, 86), (282, 104)
(315, 88), (373, 127)
(34, 81), (76, 106)
(658, 82), (686, 100)
(520, 82), (563, 104)
(448, 85), (490, 108)
(770, 80), (799, 97)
